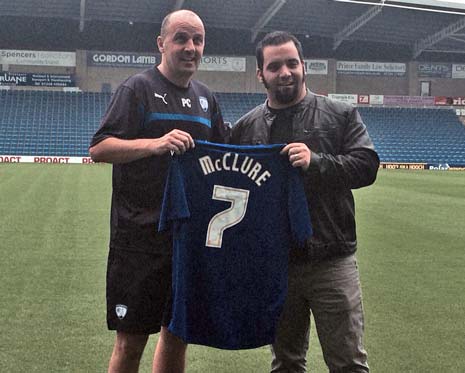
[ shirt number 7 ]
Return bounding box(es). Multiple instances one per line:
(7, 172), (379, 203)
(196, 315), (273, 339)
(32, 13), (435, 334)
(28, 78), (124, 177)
(206, 185), (250, 248)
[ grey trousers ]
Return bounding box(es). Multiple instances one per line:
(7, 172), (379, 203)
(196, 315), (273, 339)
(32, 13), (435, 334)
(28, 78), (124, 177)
(271, 254), (369, 373)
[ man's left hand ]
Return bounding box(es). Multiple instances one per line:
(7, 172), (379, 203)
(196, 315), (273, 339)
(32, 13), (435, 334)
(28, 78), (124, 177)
(281, 143), (311, 171)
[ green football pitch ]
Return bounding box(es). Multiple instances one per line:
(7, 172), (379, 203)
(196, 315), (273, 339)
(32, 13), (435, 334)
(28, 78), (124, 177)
(1, 164), (464, 372)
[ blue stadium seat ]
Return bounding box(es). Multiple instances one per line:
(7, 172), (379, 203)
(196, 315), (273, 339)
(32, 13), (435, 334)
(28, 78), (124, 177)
(0, 91), (464, 164)
(0, 91), (111, 156)
(358, 107), (465, 165)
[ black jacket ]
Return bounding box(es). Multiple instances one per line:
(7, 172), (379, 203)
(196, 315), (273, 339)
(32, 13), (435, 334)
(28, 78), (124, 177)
(231, 91), (380, 262)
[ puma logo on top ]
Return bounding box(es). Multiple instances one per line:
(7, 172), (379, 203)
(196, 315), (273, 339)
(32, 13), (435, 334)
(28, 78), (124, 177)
(154, 92), (168, 105)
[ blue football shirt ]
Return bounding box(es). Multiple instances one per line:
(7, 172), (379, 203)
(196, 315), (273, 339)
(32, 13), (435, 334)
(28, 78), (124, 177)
(159, 140), (312, 349)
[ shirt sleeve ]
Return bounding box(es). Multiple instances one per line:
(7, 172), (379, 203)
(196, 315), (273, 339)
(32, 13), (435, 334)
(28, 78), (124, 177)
(210, 93), (231, 144)
(306, 106), (379, 190)
(90, 85), (144, 147)
(158, 156), (191, 232)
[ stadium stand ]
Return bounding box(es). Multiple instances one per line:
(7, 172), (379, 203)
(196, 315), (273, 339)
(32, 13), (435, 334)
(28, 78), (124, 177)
(1, 90), (464, 165)
(359, 107), (465, 165)
(215, 92), (266, 124)
(0, 90), (110, 156)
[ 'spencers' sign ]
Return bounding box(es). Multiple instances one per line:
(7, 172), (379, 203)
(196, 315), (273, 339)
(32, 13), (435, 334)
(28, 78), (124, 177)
(0, 49), (76, 67)
(87, 51), (157, 68)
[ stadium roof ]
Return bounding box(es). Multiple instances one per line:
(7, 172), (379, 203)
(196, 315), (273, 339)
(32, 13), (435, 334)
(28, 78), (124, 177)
(1, 0), (465, 61)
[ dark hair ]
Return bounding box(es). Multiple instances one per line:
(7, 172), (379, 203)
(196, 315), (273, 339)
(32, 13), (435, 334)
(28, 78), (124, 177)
(256, 31), (304, 70)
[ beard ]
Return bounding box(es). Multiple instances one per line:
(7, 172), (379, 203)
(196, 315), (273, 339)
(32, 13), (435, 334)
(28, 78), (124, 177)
(262, 75), (304, 105)
(275, 84), (300, 104)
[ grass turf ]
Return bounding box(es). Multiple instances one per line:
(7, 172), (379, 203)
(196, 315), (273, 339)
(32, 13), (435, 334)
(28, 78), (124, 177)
(0, 165), (464, 372)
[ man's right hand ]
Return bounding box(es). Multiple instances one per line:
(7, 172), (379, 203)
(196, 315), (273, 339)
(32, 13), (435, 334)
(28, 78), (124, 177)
(150, 129), (195, 156)
(89, 129), (195, 164)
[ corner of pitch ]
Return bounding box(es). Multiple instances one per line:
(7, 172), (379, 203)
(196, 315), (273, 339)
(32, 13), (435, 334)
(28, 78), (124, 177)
(198, 152), (271, 186)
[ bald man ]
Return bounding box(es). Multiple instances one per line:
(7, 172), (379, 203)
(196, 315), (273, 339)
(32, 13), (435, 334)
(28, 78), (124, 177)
(90, 10), (229, 373)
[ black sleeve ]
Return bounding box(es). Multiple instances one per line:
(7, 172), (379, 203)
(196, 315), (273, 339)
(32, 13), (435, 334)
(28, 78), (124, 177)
(230, 118), (244, 145)
(306, 107), (380, 190)
(90, 85), (143, 147)
(210, 94), (231, 144)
